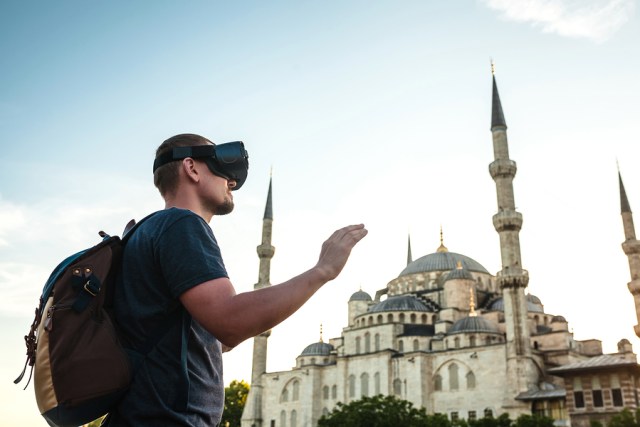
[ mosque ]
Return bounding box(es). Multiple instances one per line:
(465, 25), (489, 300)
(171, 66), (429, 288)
(240, 72), (640, 427)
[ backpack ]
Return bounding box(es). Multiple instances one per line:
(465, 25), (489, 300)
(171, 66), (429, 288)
(14, 217), (151, 427)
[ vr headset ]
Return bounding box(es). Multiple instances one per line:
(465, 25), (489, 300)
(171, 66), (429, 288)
(153, 141), (249, 190)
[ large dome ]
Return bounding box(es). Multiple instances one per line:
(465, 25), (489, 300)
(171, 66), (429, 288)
(400, 252), (489, 277)
(368, 295), (433, 313)
(449, 316), (500, 334)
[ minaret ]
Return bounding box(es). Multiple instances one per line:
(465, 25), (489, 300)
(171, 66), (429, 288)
(407, 234), (413, 266)
(241, 177), (275, 427)
(619, 172), (640, 337)
(488, 65), (537, 404)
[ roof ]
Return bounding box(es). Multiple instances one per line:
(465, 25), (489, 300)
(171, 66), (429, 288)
(516, 388), (566, 401)
(443, 266), (474, 282)
(349, 290), (372, 302)
(548, 354), (640, 375)
(300, 341), (334, 356)
(399, 252), (489, 277)
(400, 324), (436, 337)
(368, 295), (434, 313)
(487, 294), (544, 313)
(449, 316), (501, 334)
(491, 74), (507, 129)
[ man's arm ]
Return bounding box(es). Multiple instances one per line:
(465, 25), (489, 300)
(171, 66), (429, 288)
(180, 224), (367, 348)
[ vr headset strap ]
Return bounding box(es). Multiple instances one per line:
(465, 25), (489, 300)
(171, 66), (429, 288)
(153, 145), (216, 173)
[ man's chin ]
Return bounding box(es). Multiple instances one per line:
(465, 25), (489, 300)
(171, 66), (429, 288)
(215, 201), (235, 216)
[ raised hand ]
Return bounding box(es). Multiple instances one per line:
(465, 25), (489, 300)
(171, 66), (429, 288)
(314, 224), (368, 282)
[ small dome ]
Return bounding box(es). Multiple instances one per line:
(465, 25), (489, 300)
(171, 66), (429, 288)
(349, 290), (372, 302)
(300, 341), (334, 356)
(487, 296), (544, 313)
(551, 315), (567, 323)
(400, 252), (489, 277)
(368, 295), (433, 313)
(449, 316), (500, 334)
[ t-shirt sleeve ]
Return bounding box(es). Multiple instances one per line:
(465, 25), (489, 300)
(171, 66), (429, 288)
(154, 214), (229, 298)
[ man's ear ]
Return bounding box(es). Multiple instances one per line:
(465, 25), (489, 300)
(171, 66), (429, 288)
(181, 158), (201, 183)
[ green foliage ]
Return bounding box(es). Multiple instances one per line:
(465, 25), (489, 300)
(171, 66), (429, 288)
(591, 421), (604, 427)
(221, 379), (250, 427)
(607, 408), (640, 427)
(318, 394), (431, 427)
(514, 414), (554, 427)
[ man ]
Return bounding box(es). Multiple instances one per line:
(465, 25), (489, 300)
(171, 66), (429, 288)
(108, 133), (367, 426)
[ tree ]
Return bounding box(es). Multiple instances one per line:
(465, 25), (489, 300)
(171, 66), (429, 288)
(221, 379), (250, 427)
(514, 414), (554, 427)
(318, 394), (431, 427)
(608, 408), (640, 427)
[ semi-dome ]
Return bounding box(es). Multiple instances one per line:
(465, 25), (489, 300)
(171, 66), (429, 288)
(487, 294), (544, 313)
(300, 341), (334, 356)
(551, 315), (567, 323)
(368, 295), (433, 313)
(349, 290), (372, 302)
(443, 265), (474, 282)
(449, 316), (500, 334)
(400, 252), (489, 277)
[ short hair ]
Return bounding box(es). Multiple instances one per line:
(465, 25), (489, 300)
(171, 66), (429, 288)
(153, 133), (213, 197)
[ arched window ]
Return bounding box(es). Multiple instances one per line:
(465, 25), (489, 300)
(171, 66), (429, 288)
(422, 314), (427, 324)
(485, 336), (492, 345)
(365, 332), (371, 353)
(355, 337), (361, 354)
(348, 375), (356, 398)
(291, 410), (297, 427)
(375, 333), (380, 351)
(388, 313), (394, 323)
(361, 373), (370, 397)
(484, 408), (493, 418)
(432, 314), (438, 323)
(410, 313), (416, 323)
(323, 385), (329, 399)
(280, 410), (287, 427)
(322, 408), (329, 417)
(368, 316), (373, 326)
(331, 385), (337, 399)
(292, 380), (300, 401)
(280, 387), (289, 402)
(377, 315), (383, 324)
(399, 313), (405, 323)
(454, 337), (460, 348)
(398, 340), (404, 352)
(434, 374), (443, 391)
(466, 371), (476, 389)
(469, 336), (476, 347)
(393, 378), (402, 396)
(448, 363), (459, 390)
(413, 339), (419, 351)
(374, 372), (381, 395)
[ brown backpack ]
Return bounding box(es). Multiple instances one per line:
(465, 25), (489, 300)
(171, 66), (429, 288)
(15, 218), (146, 426)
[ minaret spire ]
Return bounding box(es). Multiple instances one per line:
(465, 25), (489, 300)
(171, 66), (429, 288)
(619, 170), (640, 337)
(242, 177), (276, 427)
(407, 233), (413, 265)
(491, 61), (507, 129)
(488, 68), (537, 401)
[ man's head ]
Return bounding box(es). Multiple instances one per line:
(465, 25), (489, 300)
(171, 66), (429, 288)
(153, 133), (249, 216)
(154, 133), (212, 198)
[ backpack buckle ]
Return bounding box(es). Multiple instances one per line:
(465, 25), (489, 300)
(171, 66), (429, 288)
(83, 280), (99, 297)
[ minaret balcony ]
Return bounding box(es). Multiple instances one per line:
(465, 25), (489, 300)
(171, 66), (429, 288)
(489, 159), (517, 179)
(622, 240), (640, 256)
(492, 211), (523, 232)
(497, 268), (529, 289)
(257, 244), (275, 258)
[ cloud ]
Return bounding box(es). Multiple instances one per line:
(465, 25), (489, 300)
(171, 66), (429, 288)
(482, 0), (635, 43)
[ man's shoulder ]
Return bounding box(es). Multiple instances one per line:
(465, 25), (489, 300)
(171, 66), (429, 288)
(141, 208), (205, 230)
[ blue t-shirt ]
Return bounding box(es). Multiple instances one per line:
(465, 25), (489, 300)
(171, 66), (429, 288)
(109, 208), (228, 426)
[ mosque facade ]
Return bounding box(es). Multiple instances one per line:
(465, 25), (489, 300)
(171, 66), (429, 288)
(241, 73), (640, 427)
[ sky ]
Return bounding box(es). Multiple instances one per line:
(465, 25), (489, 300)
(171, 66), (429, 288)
(1, 0), (640, 425)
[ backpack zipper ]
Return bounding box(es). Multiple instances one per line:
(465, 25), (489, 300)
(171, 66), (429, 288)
(43, 304), (72, 332)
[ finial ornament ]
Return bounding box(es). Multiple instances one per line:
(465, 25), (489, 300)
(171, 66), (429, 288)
(469, 285), (477, 317)
(319, 324), (323, 343)
(437, 225), (449, 253)
(491, 58), (495, 75)
(456, 260), (463, 270)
